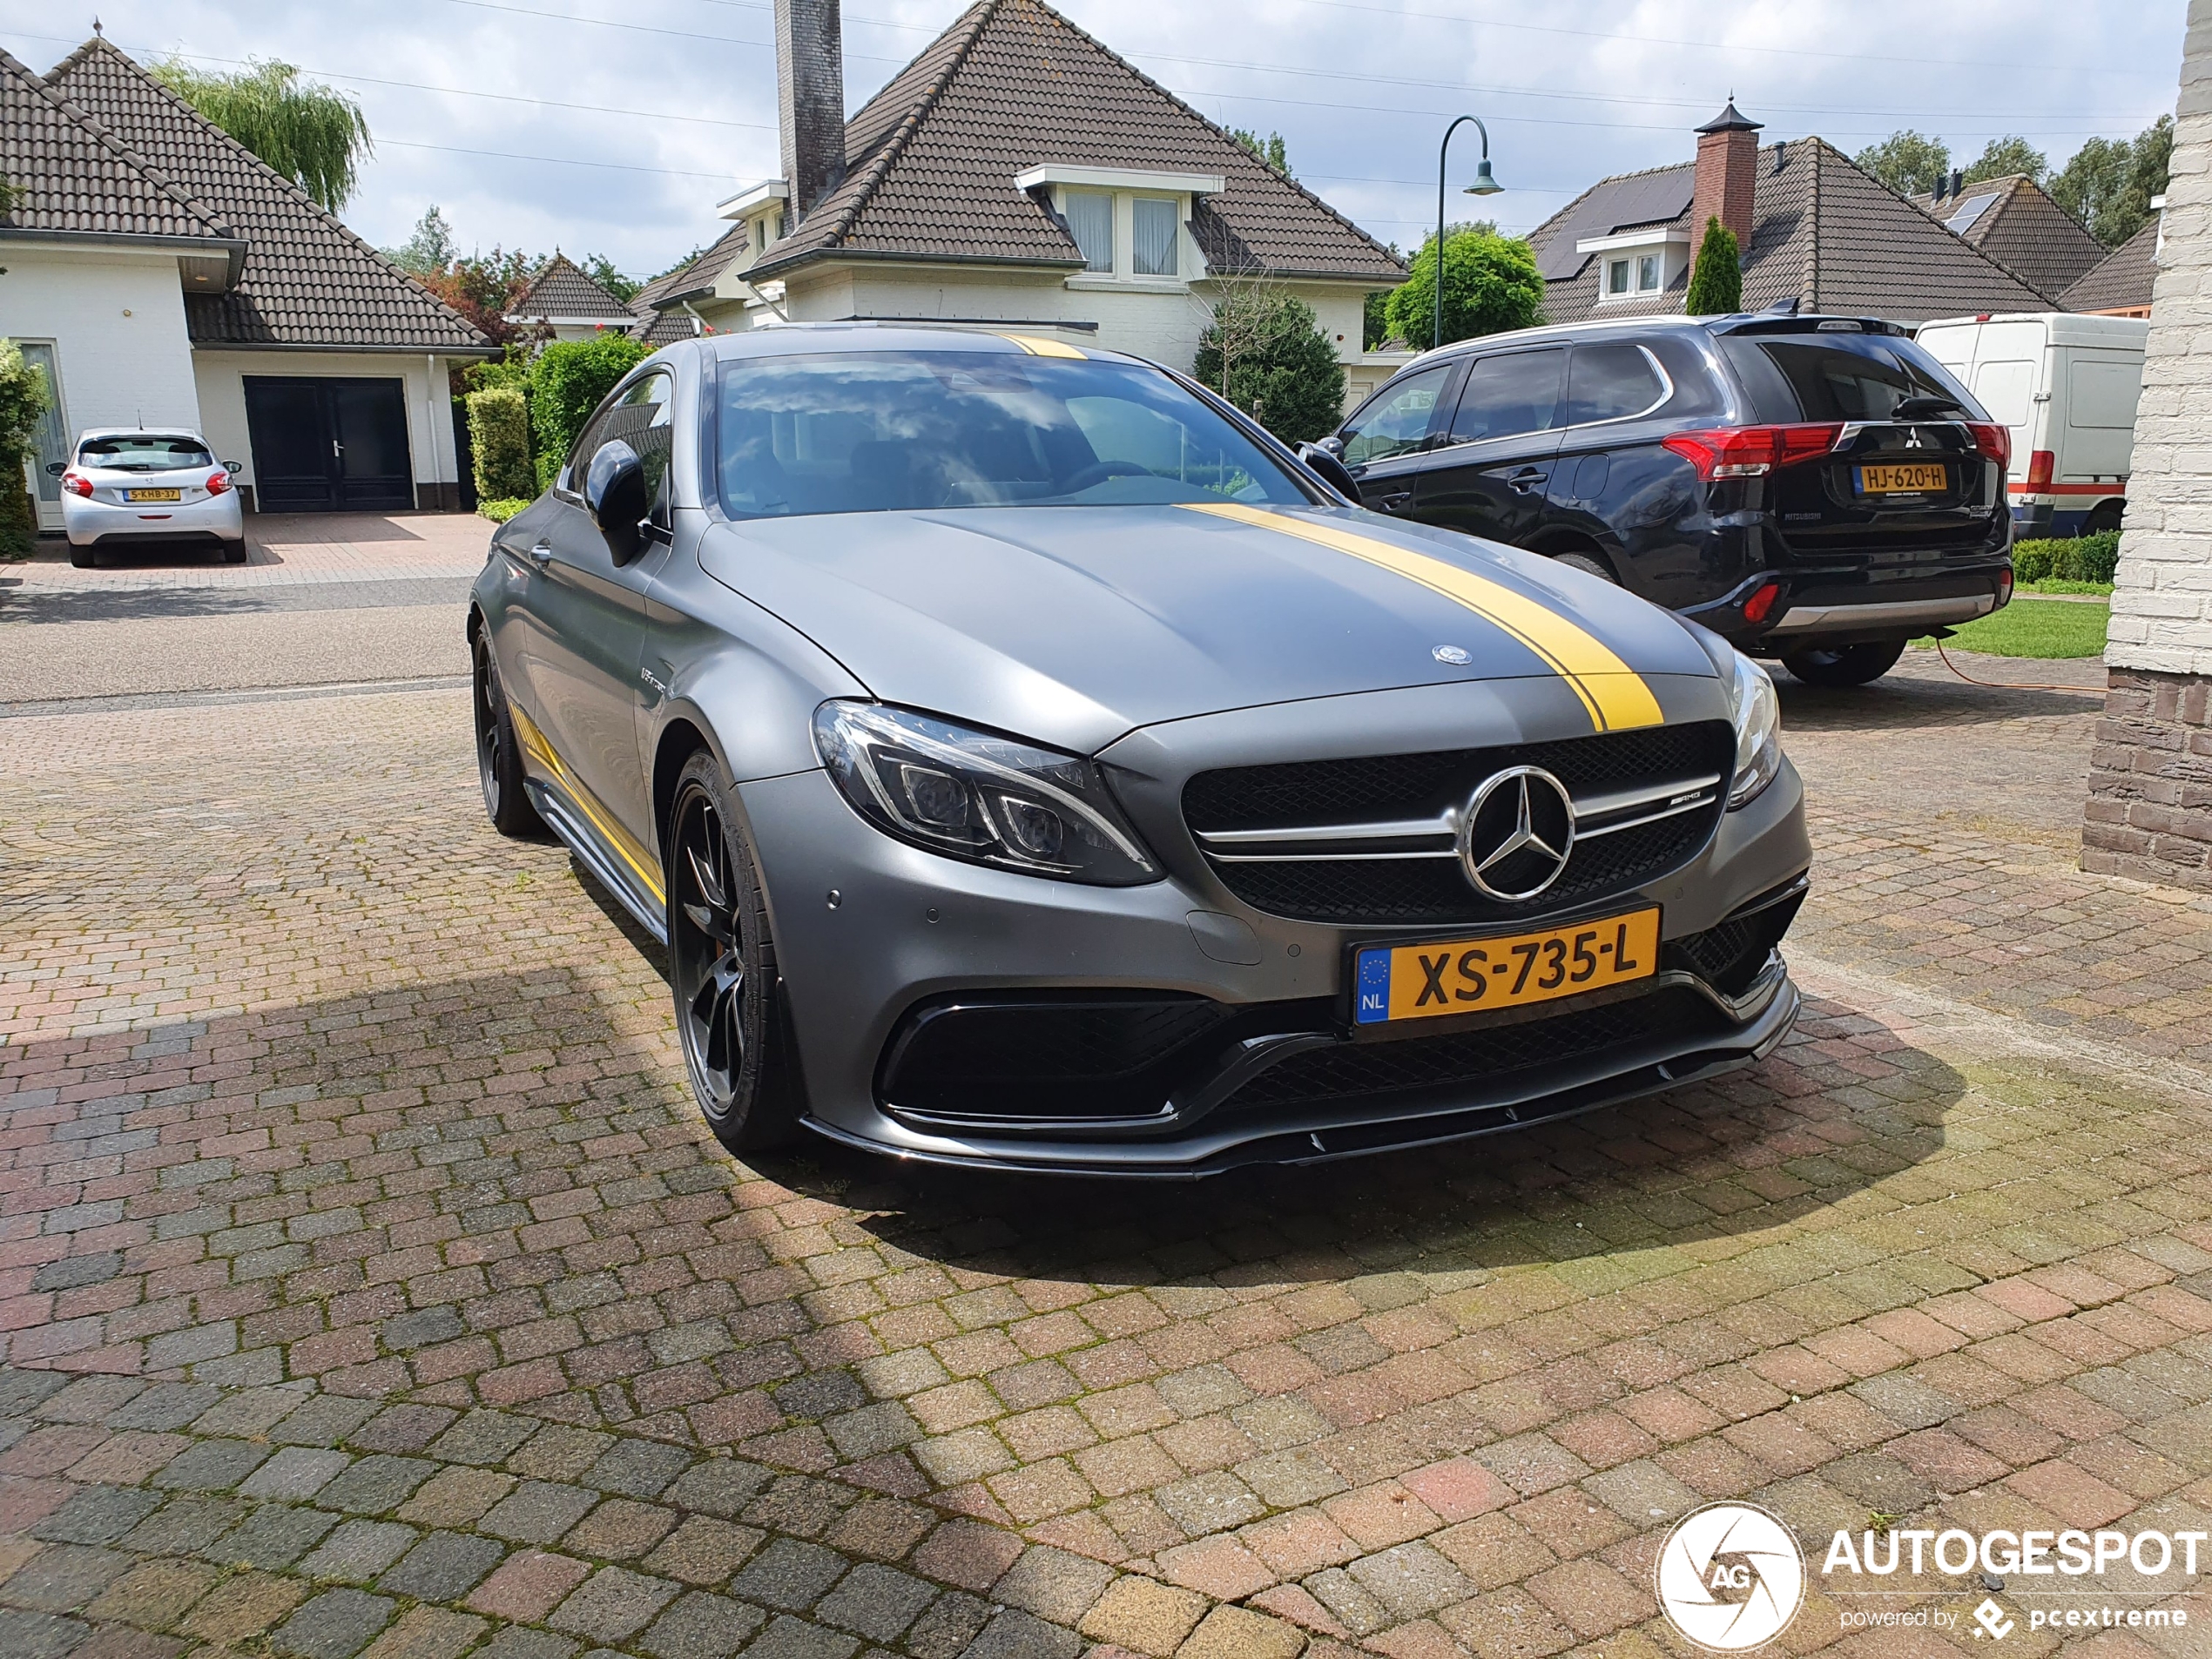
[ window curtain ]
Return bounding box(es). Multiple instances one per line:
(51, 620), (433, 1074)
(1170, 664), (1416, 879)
(1133, 199), (1178, 277)
(1066, 192), (1114, 272)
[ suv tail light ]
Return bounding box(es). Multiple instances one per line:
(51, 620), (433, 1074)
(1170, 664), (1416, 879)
(1965, 422), (2012, 471)
(2025, 448), (2055, 489)
(206, 469), (232, 496)
(1662, 423), (1843, 480)
(62, 470), (92, 498)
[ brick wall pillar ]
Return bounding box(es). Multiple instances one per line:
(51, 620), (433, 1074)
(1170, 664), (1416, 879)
(2082, 0), (2212, 890)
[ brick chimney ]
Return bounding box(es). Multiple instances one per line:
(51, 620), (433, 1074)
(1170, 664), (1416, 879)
(1692, 99), (1763, 252)
(776, 0), (846, 221)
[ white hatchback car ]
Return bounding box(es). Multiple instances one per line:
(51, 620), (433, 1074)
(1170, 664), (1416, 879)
(54, 428), (246, 567)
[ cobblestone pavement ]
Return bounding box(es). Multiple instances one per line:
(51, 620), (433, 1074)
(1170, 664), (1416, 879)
(4, 513), (488, 592)
(5, 647), (2212, 1658)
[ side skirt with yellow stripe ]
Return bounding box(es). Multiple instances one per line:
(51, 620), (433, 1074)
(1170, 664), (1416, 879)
(509, 703), (671, 945)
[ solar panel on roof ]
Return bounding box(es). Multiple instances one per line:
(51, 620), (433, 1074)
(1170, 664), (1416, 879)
(1946, 192), (1998, 233)
(1533, 167), (1694, 281)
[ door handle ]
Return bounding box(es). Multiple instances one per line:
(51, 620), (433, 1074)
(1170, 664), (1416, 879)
(529, 542), (553, 565)
(1375, 491), (1413, 512)
(332, 441), (344, 458)
(1507, 469), (1548, 494)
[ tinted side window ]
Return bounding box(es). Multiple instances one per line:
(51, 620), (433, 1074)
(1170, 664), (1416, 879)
(1446, 347), (1564, 445)
(1340, 366), (1453, 465)
(1718, 334), (1986, 421)
(571, 371), (674, 502)
(1564, 342), (1664, 425)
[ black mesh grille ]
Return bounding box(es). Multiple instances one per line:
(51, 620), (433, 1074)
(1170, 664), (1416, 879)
(1185, 723), (1733, 926)
(879, 995), (1241, 1121)
(1223, 988), (1724, 1113)
(1665, 887), (1806, 996)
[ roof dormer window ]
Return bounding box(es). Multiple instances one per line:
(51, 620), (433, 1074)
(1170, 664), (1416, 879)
(1014, 165), (1223, 289)
(1580, 226), (1689, 305)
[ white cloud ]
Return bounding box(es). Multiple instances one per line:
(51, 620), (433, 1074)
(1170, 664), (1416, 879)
(3, 0), (2184, 277)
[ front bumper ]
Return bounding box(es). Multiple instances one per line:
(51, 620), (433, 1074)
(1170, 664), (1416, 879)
(739, 718), (1812, 1177)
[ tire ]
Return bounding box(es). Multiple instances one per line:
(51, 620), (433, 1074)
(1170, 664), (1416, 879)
(219, 538), (248, 564)
(1779, 638), (1909, 687)
(2083, 501), (2124, 536)
(69, 547), (93, 569)
(472, 628), (543, 839)
(1547, 550), (1616, 583)
(665, 752), (802, 1154)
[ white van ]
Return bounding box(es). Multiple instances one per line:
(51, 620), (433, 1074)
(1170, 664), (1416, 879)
(1915, 312), (2148, 539)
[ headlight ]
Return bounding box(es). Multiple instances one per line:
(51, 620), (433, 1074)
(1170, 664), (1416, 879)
(813, 702), (1159, 885)
(1726, 651), (1782, 808)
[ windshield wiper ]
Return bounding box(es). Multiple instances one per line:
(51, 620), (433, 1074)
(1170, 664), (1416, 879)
(1892, 395), (1966, 419)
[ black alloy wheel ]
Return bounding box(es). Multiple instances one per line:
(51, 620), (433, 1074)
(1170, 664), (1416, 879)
(473, 628), (543, 838)
(667, 752), (799, 1153)
(1778, 637), (1908, 687)
(1548, 550), (1617, 583)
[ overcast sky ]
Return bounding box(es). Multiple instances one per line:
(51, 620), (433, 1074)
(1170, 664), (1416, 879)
(2, 0), (2187, 280)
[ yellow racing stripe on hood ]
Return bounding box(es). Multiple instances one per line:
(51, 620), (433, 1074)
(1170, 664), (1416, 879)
(1179, 502), (1664, 732)
(999, 333), (1087, 359)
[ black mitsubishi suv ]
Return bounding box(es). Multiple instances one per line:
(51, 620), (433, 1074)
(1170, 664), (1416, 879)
(1307, 311), (2015, 686)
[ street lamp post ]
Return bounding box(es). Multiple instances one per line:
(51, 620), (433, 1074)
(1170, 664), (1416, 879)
(1434, 115), (1504, 351)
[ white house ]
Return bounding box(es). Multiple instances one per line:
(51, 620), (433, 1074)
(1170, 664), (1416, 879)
(2, 37), (492, 525)
(625, 0), (1411, 412)
(505, 253), (640, 344)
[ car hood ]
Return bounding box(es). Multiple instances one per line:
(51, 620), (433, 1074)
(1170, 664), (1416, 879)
(697, 502), (1719, 754)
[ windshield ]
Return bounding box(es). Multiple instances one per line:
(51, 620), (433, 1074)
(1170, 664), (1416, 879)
(713, 350), (1309, 518)
(79, 435), (215, 473)
(1718, 332), (1986, 422)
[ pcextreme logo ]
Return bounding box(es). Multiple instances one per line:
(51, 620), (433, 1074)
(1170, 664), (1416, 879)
(1656, 1502), (1807, 1651)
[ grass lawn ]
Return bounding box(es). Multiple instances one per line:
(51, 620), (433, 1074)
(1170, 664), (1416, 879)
(1912, 596), (2108, 658)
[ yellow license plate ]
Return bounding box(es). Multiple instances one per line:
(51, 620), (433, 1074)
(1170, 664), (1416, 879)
(126, 489), (182, 502)
(1857, 463), (1946, 494)
(1353, 908), (1660, 1025)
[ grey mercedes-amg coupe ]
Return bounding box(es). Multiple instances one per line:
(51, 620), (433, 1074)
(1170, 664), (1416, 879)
(469, 324), (1811, 1177)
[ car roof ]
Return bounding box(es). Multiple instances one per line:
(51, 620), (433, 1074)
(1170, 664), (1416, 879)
(690, 320), (1149, 369)
(1391, 309), (1910, 375)
(77, 428), (211, 443)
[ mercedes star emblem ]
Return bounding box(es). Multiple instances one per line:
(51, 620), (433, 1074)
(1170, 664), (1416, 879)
(1433, 644), (1472, 665)
(1459, 765), (1576, 900)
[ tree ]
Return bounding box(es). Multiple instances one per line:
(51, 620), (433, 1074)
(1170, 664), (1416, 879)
(1963, 136), (2047, 186)
(0, 339), (53, 561)
(2051, 116), (2174, 246)
(1192, 287), (1344, 444)
(576, 253), (641, 306)
(1684, 218), (1742, 316)
(382, 206), (458, 278)
(1853, 130), (1951, 197)
(1383, 226), (1543, 348)
(528, 335), (649, 489)
(1230, 128), (1292, 178)
(152, 58), (372, 212)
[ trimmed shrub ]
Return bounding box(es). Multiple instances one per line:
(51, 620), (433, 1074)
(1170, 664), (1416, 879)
(0, 339), (53, 561)
(529, 335), (647, 490)
(1193, 289), (1345, 445)
(477, 498), (531, 523)
(466, 387), (534, 503)
(2013, 529), (2121, 585)
(1684, 217), (1742, 315)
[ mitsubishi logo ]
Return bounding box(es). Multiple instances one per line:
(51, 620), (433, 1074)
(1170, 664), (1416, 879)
(1903, 427), (1926, 448)
(1459, 765), (1576, 900)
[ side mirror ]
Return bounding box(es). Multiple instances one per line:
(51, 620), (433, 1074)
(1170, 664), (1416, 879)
(1297, 442), (1361, 502)
(583, 439), (648, 564)
(224, 460), (242, 475)
(1317, 435), (1346, 458)
(44, 461), (64, 476)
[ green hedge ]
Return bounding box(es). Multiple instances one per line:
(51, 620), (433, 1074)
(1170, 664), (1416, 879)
(2013, 530), (2120, 584)
(529, 336), (647, 492)
(465, 387), (534, 503)
(477, 497), (530, 523)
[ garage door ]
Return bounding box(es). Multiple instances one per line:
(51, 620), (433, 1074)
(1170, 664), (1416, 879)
(243, 376), (414, 511)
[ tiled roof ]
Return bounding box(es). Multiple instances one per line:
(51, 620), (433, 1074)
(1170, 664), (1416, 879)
(0, 45), (233, 244)
(2060, 218), (2159, 313)
(747, 0), (1402, 286)
(513, 252), (636, 322)
(1908, 173), (2107, 301)
(624, 226), (747, 342)
(628, 306), (699, 346)
(43, 37), (489, 352)
(1529, 139), (2049, 326)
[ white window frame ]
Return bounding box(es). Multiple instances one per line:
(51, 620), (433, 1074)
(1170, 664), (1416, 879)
(1606, 259), (1631, 297)
(1015, 167), (1217, 292)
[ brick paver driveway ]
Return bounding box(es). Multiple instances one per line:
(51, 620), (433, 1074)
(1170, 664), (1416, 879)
(5, 610), (2212, 1658)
